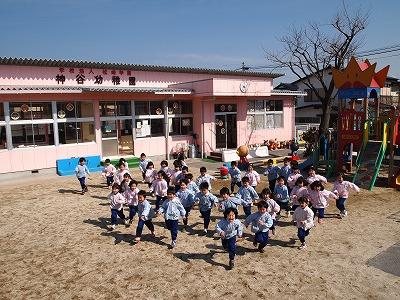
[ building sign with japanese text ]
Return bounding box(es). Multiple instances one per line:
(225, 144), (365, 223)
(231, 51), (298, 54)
(55, 67), (136, 86)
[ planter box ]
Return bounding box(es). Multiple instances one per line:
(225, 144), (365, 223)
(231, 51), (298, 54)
(221, 146), (269, 162)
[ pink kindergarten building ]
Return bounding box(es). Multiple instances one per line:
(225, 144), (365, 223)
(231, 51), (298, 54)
(0, 57), (305, 174)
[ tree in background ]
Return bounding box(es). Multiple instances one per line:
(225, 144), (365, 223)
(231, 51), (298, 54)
(266, 4), (368, 135)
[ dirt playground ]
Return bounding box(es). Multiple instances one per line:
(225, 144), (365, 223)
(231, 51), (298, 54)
(0, 160), (399, 299)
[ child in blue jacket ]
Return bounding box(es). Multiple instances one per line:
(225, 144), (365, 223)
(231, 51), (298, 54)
(244, 200), (273, 253)
(158, 187), (186, 248)
(216, 207), (243, 269)
(194, 182), (218, 234)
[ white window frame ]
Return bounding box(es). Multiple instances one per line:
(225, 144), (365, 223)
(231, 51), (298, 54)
(56, 101), (95, 145)
(247, 99), (284, 130)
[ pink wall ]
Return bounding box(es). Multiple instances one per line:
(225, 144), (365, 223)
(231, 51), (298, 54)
(196, 96), (295, 154)
(133, 135), (193, 157)
(170, 78), (273, 97)
(0, 64), (297, 173)
(0, 65), (273, 90)
(0, 142), (100, 173)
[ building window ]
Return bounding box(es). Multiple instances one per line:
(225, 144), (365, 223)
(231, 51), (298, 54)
(8, 102), (54, 148)
(0, 103), (4, 121)
(135, 101), (164, 137)
(11, 124), (54, 147)
(99, 101), (131, 117)
(57, 101), (95, 144)
(168, 101), (193, 136)
(169, 117), (193, 136)
(0, 126), (5, 149)
(9, 102), (52, 120)
(247, 100), (284, 130)
(58, 122), (95, 144)
(150, 119), (164, 136)
(0, 104), (4, 149)
(57, 101), (93, 118)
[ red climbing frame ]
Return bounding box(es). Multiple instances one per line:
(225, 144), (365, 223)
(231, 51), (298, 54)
(337, 109), (366, 171)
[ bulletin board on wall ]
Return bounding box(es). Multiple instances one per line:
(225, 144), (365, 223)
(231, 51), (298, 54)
(135, 120), (151, 137)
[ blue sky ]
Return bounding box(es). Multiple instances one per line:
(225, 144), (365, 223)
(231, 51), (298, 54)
(1, 0), (400, 84)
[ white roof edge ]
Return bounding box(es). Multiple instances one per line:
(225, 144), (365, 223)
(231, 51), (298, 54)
(271, 89), (307, 96)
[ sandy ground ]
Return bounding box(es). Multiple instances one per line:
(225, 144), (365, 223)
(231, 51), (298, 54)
(0, 159), (399, 300)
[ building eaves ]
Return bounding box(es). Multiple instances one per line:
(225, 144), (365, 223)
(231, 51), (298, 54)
(0, 85), (193, 95)
(271, 89), (307, 96)
(0, 57), (283, 79)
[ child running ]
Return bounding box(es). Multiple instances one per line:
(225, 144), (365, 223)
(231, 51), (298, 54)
(292, 196), (314, 250)
(114, 162), (129, 186)
(218, 187), (242, 212)
(102, 158), (116, 189)
(170, 161), (182, 192)
(264, 159), (280, 189)
(139, 153), (151, 183)
(244, 200), (273, 253)
(332, 173), (360, 218)
(306, 166), (327, 185)
(308, 180), (338, 224)
(290, 177), (309, 212)
(124, 180), (139, 225)
(259, 188), (280, 235)
(160, 160), (173, 185)
(150, 170), (169, 211)
(273, 176), (290, 217)
(185, 173), (200, 194)
(176, 179), (196, 228)
(144, 161), (157, 188)
(135, 190), (156, 242)
(194, 182), (218, 234)
(279, 157), (292, 183)
(244, 163), (260, 189)
(158, 187), (186, 248)
(120, 172), (132, 192)
(215, 207), (243, 269)
(75, 157), (90, 195)
(108, 183), (128, 230)
(229, 161), (242, 194)
(287, 165), (302, 194)
(236, 176), (259, 217)
(196, 167), (216, 191)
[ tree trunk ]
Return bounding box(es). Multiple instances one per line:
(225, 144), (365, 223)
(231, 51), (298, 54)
(319, 98), (332, 136)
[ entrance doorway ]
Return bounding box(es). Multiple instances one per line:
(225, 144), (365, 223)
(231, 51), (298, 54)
(215, 104), (237, 150)
(100, 101), (133, 157)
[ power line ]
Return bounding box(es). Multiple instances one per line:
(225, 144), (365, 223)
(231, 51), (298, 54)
(355, 43), (400, 56)
(236, 42), (400, 72)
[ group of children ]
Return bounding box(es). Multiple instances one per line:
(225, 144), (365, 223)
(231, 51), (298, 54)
(75, 153), (360, 269)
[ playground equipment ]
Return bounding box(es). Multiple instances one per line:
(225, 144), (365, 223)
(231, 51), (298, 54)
(333, 57), (400, 190)
(298, 135), (335, 177)
(353, 121), (388, 190)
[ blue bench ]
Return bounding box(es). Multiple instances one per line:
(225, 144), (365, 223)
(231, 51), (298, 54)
(56, 155), (103, 176)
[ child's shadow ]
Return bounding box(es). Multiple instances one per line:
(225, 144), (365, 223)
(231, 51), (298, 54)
(276, 219), (296, 227)
(91, 195), (108, 201)
(83, 217), (110, 230)
(183, 222), (209, 236)
(206, 242), (249, 256)
(101, 230), (134, 245)
(268, 237), (297, 248)
(139, 234), (170, 247)
(323, 213), (342, 219)
(58, 188), (81, 195)
(87, 184), (107, 189)
(173, 249), (229, 270)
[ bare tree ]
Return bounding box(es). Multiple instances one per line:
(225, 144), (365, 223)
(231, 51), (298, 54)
(266, 4), (368, 135)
